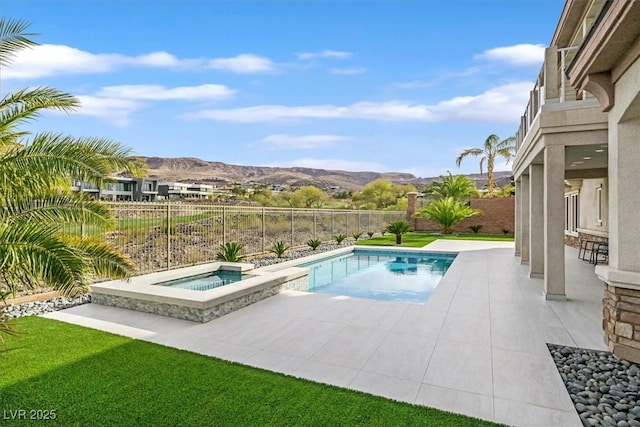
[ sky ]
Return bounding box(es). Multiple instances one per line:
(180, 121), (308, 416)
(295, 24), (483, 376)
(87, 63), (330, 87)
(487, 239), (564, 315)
(2, 0), (565, 178)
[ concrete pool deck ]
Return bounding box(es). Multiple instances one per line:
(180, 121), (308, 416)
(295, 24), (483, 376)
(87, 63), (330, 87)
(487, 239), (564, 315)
(44, 240), (605, 426)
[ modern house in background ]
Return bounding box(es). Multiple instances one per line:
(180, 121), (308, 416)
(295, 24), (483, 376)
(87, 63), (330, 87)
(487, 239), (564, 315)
(157, 182), (217, 199)
(72, 177), (159, 201)
(513, 0), (640, 362)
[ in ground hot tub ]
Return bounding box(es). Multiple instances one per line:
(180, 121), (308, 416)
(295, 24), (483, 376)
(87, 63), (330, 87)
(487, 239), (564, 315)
(90, 262), (308, 323)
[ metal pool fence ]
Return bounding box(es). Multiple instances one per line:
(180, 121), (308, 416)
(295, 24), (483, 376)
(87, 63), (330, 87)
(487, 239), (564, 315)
(70, 202), (405, 274)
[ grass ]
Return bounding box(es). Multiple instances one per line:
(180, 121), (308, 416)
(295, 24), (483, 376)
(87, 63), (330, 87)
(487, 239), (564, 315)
(440, 233), (514, 242)
(0, 317), (500, 427)
(357, 232), (514, 247)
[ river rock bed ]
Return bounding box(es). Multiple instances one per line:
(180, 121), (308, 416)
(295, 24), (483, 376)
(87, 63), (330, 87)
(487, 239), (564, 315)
(3, 295), (92, 319)
(549, 343), (640, 427)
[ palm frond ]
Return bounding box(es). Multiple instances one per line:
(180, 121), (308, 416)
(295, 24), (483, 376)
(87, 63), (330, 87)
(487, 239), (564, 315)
(0, 87), (80, 145)
(0, 18), (38, 67)
(0, 222), (85, 295)
(455, 148), (483, 167)
(0, 133), (146, 191)
(1, 193), (114, 229)
(61, 235), (135, 282)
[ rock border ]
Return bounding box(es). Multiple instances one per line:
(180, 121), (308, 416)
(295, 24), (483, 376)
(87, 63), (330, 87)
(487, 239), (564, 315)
(549, 343), (640, 427)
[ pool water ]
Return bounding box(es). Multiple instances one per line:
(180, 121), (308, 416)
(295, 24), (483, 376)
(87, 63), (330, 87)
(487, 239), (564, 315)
(299, 250), (456, 304)
(156, 271), (252, 291)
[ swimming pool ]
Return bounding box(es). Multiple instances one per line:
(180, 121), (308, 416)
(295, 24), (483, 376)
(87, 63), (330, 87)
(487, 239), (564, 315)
(298, 249), (456, 303)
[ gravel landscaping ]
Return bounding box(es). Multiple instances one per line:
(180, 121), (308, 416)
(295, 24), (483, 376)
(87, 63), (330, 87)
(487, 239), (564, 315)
(549, 344), (640, 427)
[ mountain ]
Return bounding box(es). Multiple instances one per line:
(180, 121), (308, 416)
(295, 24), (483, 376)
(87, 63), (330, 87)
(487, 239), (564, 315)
(140, 156), (512, 191)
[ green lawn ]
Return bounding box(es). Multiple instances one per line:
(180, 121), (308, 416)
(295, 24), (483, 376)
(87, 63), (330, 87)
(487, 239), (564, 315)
(357, 232), (513, 247)
(1, 317), (501, 427)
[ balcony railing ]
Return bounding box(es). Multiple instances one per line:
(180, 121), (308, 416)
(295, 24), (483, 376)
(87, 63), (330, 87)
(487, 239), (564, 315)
(515, 46), (580, 151)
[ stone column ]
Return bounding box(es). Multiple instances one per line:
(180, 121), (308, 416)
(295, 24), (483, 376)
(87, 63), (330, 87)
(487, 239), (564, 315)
(529, 164), (544, 277)
(544, 145), (566, 300)
(520, 174), (530, 264)
(515, 178), (522, 257)
(598, 110), (640, 363)
(407, 192), (418, 230)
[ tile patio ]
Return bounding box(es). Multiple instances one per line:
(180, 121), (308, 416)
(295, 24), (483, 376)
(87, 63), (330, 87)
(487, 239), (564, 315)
(44, 241), (606, 427)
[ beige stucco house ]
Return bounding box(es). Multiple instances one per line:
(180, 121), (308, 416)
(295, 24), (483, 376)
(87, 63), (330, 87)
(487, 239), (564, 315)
(513, 0), (640, 362)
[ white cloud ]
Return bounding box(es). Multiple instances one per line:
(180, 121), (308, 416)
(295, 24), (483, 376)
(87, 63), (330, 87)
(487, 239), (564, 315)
(3, 44), (125, 79)
(73, 96), (145, 127)
(428, 81), (532, 122)
(259, 134), (353, 150)
(96, 84), (236, 101)
(185, 81), (532, 124)
(3, 44), (276, 79)
(296, 50), (352, 60)
(133, 51), (189, 67)
(330, 67), (367, 75)
(185, 102), (435, 123)
(475, 43), (545, 66)
(207, 54), (275, 73)
(272, 158), (386, 172)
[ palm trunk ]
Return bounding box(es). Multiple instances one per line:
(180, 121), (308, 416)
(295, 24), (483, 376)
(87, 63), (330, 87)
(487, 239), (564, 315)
(487, 166), (494, 198)
(396, 234), (402, 244)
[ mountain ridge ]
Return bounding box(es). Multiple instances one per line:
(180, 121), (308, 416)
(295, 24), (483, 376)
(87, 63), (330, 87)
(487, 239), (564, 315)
(141, 156), (513, 191)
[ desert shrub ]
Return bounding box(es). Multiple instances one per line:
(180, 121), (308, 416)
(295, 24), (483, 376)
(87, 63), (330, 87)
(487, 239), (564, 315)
(306, 239), (322, 250)
(216, 242), (246, 262)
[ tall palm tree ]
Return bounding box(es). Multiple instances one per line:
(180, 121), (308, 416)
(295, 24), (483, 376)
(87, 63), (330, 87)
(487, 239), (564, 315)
(0, 18), (146, 337)
(455, 134), (515, 197)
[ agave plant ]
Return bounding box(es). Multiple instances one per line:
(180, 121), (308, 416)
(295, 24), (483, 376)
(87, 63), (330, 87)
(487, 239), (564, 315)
(306, 239), (322, 250)
(386, 221), (412, 244)
(333, 234), (347, 245)
(216, 242), (246, 262)
(469, 224), (483, 234)
(352, 232), (362, 241)
(270, 240), (290, 258)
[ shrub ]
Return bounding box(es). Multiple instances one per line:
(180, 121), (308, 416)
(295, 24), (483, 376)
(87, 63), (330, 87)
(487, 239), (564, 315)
(216, 242), (246, 262)
(270, 241), (290, 258)
(367, 231), (375, 238)
(502, 228), (511, 235)
(306, 239), (322, 250)
(333, 234), (347, 245)
(352, 232), (362, 241)
(380, 228), (387, 236)
(469, 224), (483, 234)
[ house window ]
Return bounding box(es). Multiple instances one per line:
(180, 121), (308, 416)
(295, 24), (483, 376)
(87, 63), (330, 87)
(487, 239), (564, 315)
(565, 191), (579, 234)
(597, 185), (603, 225)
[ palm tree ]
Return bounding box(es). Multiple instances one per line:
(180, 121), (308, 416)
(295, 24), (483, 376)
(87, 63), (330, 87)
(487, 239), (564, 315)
(424, 172), (478, 202)
(0, 19), (146, 325)
(386, 221), (412, 245)
(455, 134), (515, 197)
(415, 197), (479, 234)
